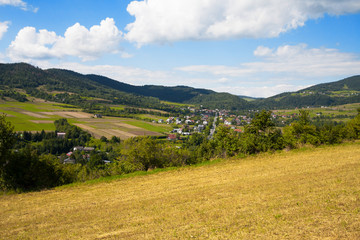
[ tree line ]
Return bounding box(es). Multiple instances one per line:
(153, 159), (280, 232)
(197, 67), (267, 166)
(1, 109), (360, 192)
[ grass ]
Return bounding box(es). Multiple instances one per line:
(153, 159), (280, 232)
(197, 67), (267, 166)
(1, 142), (359, 239)
(123, 119), (172, 133)
(0, 101), (81, 131)
(160, 100), (194, 107)
(0, 101), (171, 136)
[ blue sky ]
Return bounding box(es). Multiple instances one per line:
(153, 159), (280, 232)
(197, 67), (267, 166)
(1, 0), (360, 97)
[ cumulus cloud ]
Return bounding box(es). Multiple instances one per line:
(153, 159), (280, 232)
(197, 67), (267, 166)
(177, 44), (360, 97)
(0, 0), (38, 12)
(0, 21), (10, 39)
(213, 84), (309, 98)
(178, 44), (360, 78)
(7, 18), (123, 61)
(125, 0), (360, 45)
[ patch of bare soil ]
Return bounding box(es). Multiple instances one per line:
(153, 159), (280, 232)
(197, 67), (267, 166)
(42, 111), (92, 118)
(20, 111), (49, 118)
(31, 120), (54, 124)
(114, 122), (143, 129)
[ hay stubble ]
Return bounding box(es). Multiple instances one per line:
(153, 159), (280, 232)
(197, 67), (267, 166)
(1, 143), (359, 239)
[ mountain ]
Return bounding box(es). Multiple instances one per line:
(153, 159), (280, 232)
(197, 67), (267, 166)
(0, 63), (251, 110)
(254, 76), (360, 109)
(1, 63), (359, 110)
(86, 74), (214, 103)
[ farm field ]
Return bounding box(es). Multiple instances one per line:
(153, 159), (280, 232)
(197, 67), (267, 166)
(273, 102), (360, 121)
(1, 142), (359, 239)
(0, 100), (172, 139)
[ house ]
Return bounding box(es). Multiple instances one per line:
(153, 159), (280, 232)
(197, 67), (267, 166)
(57, 132), (66, 139)
(94, 114), (102, 118)
(158, 119), (164, 123)
(84, 147), (95, 152)
(197, 124), (205, 132)
(63, 158), (76, 164)
(73, 146), (84, 151)
(224, 120), (232, 125)
(167, 134), (177, 141)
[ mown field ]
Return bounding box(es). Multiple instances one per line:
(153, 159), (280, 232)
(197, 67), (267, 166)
(0, 100), (172, 139)
(1, 142), (359, 239)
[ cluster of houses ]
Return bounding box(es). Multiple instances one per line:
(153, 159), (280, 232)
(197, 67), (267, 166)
(63, 146), (95, 164)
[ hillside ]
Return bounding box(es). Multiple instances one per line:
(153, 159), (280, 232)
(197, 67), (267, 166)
(0, 63), (250, 110)
(256, 76), (360, 109)
(1, 143), (359, 239)
(1, 63), (359, 110)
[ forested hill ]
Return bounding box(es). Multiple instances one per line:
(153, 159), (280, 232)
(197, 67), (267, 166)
(253, 75), (360, 109)
(1, 62), (359, 110)
(0, 62), (250, 110)
(304, 75), (360, 92)
(86, 74), (214, 103)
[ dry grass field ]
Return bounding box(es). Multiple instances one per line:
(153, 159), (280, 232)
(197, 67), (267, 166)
(1, 143), (360, 239)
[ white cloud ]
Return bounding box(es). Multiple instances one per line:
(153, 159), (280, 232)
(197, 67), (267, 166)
(178, 44), (360, 78)
(125, 0), (360, 45)
(213, 84), (309, 98)
(7, 18), (123, 61)
(21, 43), (360, 98)
(0, 0), (38, 12)
(177, 44), (360, 97)
(0, 21), (10, 39)
(38, 62), (177, 87)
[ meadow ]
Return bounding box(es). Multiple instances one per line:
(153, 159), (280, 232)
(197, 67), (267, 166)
(1, 142), (359, 239)
(273, 102), (360, 121)
(0, 100), (171, 139)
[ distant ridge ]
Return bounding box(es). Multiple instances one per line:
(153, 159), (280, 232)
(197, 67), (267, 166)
(0, 62), (250, 110)
(253, 75), (360, 109)
(0, 62), (359, 110)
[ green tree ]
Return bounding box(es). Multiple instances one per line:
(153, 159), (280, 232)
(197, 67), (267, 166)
(283, 110), (320, 148)
(0, 114), (16, 172)
(241, 110), (284, 154)
(124, 137), (163, 171)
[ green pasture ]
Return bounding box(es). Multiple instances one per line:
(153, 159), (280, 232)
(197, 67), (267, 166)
(0, 101), (79, 131)
(160, 100), (194, 107)
(123, 119), (172, 133)
(0, 101), (79, 112)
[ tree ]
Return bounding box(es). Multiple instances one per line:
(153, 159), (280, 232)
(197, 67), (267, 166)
(0, 114), (16, 169)
(283, 110), (319, 147)
(100, 136), (108, 143)
(110, 136), (120, 143)
(124, 137), (163, 171)
(241, 110), (284, 154)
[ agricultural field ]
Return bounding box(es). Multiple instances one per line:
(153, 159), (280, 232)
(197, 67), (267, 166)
(1, 142), (359, 239)
(0, 100), (172, 139)
(273, 102), (360, 121)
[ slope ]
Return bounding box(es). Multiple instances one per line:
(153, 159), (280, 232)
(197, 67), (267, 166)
(255, 75), (360, 109)
(0, 63), (251, 110)
(1, 142), (359, 239)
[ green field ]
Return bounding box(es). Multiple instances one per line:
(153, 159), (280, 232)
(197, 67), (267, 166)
(1, 142), (359, 239)
(123, 119), (172, 133)
(0, 100), (171, 138)
(0, 101), (81, 131)
(273, 103), (360, 121)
